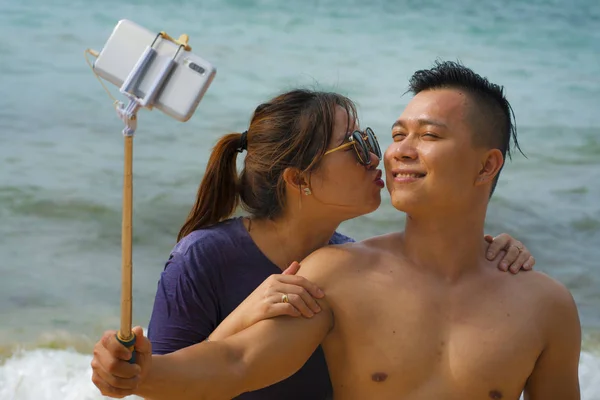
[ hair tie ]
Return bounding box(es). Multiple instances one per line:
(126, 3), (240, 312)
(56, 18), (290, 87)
(237, 130), (248, 153)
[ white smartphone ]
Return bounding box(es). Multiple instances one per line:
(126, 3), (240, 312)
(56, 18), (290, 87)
(93, 19), (216, 122)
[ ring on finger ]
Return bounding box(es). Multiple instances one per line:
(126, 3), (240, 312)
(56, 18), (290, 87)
(281, 294), (289, 304)
(513, 244), (523, 252)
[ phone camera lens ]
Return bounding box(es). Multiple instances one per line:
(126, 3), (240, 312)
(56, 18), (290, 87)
(188, 62), (206, 75)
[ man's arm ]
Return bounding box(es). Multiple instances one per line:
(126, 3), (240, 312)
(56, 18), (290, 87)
(137, 299), (332, 400)
(523, 279), (582, 400)
(135, 250), (338, 400)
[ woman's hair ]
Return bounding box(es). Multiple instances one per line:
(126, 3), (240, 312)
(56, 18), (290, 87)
(177, 89), (358, 241)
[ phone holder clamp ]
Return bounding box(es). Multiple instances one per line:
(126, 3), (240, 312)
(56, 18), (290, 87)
(115, 31), (188, 137)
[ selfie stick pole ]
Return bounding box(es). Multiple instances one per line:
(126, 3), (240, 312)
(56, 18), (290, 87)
(114, 32), (190, 362)
(114, 100), (139, 362)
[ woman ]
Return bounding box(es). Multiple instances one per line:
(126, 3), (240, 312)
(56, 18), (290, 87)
(91, 89), (534, 399)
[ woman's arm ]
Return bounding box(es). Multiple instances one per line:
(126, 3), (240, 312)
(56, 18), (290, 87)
(209, 261), (324, 340)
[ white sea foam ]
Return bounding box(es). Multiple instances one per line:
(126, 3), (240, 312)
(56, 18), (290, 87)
(0, 348), (141, 400)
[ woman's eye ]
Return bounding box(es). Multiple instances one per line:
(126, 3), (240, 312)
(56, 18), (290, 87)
(392, 132), (406, 140)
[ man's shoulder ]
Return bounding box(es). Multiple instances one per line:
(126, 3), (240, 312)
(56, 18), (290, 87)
(360, 231), (403, 248)
(512, 270), (579, 326)
(516, 270), (574, 302)
(297, 233), (397, 284)
(296, 242), (358, 280)
(303, 240), (365, 264)
(517, 270), (581, 379)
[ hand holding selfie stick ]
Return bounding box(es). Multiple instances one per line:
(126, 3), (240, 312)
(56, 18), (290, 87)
(111, 32), (192, 363)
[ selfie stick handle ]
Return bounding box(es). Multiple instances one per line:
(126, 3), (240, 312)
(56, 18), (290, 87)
(113, 35), (181, 363)
(115, 99), (137, 363)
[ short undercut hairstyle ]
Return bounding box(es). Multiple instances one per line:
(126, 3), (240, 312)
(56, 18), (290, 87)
(408, 60), (524, 196)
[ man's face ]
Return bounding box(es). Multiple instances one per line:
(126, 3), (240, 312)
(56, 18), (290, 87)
(384, 88), (498, 215)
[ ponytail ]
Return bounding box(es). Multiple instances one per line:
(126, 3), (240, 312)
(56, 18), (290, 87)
(177, 133), (243, 241)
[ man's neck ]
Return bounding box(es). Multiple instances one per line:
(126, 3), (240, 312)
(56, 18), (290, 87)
(248, 212), (340, 271)
(401, 208), (488, 282)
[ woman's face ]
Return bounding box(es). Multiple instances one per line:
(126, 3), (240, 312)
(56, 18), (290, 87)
(306, 107), (384, 221)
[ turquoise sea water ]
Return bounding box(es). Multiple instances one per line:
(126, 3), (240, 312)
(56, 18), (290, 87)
(1, 0), (599, 398)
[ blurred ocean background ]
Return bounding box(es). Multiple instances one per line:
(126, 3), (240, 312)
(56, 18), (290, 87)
(0, 0), (599, 398)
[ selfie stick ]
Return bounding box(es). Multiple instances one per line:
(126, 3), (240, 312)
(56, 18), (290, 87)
(113, 32), (192, 362)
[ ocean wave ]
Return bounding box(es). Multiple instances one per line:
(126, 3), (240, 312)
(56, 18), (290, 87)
(0, 348), (140, 400)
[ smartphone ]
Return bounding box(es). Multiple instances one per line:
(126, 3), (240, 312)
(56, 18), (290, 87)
(92, 19), (216, 122)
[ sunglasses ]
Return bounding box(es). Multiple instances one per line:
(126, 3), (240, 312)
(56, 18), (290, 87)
(324, 127), (382, 165)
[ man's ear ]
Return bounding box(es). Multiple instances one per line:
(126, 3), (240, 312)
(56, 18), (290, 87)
(282, 167), (309, 193)
(476, 149), (504, 186)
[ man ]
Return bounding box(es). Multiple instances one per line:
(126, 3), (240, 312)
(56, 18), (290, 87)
(93, 61), (581, 399)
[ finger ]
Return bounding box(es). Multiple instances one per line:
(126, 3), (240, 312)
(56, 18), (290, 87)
(485, 234), (510, 260)
(498, 245), (520, 271)
(94, 337), (141, 379)
(132, 326), (151, 354)
(266, 302), (302, 318)
(279, 290), (316, 317)
(91, 370), (135, 398)
(494, 250), (508, 271)
(282, 261), (301, 275)
(484, 234), (494, 244)
(517, 245), (532, 261)
(512, 241), (524, 252)
(276, 275), (325, 298)
(99, 330), (118, 350)
(523, 256), (535, 270)
(91, 358), (140, 390)
(101, 330), (134, 362)
(508, 250), (531, 274)
(282, 284), (322, 314)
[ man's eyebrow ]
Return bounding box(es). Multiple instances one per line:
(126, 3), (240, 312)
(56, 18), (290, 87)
(391, 118), (447, 130)
(391, 120), (403, 130)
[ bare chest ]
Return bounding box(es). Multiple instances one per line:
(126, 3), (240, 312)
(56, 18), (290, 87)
(323, 272), (543, 399)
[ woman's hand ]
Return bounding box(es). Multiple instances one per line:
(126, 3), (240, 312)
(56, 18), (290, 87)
(485, 233), (535, 274)
(209, 261), (324, 340)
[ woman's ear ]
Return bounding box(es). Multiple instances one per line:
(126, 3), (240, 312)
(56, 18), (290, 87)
(282, 167), (309, 194)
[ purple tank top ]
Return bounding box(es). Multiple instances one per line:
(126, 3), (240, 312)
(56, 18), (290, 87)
(147, 217), (354, 399)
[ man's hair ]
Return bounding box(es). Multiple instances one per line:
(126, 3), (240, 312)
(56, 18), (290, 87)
(408, 60), (524, 196)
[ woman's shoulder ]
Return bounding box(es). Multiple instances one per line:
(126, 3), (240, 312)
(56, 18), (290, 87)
(164, 218), (251, 277)
(173, 218), (245, 256)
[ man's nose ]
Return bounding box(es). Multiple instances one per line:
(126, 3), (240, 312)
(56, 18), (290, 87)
(393, 136), (418, 161)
